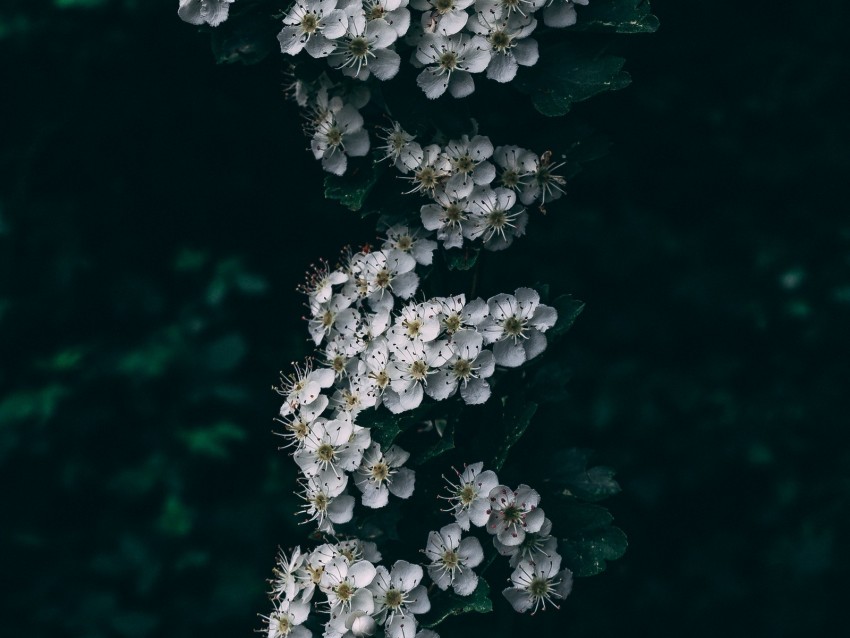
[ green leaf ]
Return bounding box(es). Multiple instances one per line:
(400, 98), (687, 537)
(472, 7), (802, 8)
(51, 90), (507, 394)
(412, 420), (455, 467)
(157, 494), (194, 537)
(443, 247), (480, 271)
(0, 384), (68, 425)
(549, 448), (621, 502)
(422, 579), (493, 628)
(177, 421), (246, 460)
(574, 0), (660, 34)
(516, 43), (631, 117)
(210, 11), (277, 65)
(559, 502), (628, 577)
(550, 294), (585, 337)
(324, 161), (385, 211)
(356, 410), (405, 449)
(491, 398), (538, 471)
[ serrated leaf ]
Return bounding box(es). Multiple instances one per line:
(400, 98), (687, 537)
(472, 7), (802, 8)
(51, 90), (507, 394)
(443, 247), (480, 271)
(559, 502), (627, 577)
(574, 0), (660, 34)
(421, 579), (492, 628)
(550, 294), (585, 337)
(517, 43), (631, 117)
(549, 448), (621, 502)
(324, 161), (384, 211)
(490, 398), (538, 471)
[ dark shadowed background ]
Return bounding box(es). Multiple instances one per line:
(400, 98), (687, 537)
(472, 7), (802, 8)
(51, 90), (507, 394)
(1, 1), (848, 636)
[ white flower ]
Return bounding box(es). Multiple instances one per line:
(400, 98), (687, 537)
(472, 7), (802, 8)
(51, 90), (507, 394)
(494, 517), (559, 567)
(388, 300), (442, 343)
(334, 538), (383, 563)
(299, 258), (350, 305)
(479, 287), (557, 367)
(323, 334), (367, 379)
(311, 99), (370, 176)
(264, 598), (312, 638)
(415, 33), (491, 99)
(492, 144), (537, 192)
(357, 249), (420, 304)
(442, 135), (496, 197)
(297, 543), (340, 601)
(386, 339), (453, 412)
(519, 151), (566, 206)
(435, 294), (488, 336)
(278, 0), (349, 57)
(177, 0), (234, 27)
(275, 394), (329, 451)
(463, 186), (528, 251)
(328, 12), (401, 80)
(294, 418), (371, 486)
(474, 0), (546, 20)
(277, 361), (336, 417)
(411, 0), (474, 36)
(420, 187), (471, 249)
(467, 12), (539, 83)
(502, 555), (573, 613)
(485, 484), (545, 546)
(364, 0), (411, 39)
(331, 367), (378, 417)
(361, 337), (393, 397)
(354, 442), (416, 507)
(439, 462), (499, 530)
(425, 522), (484, 595)
(404, 144), (451, 194)
(368, 561), (431, 636)
(320, 556), (378, 613)
(309, 293), (357, 346)
(382, 224), (438, 266)
(272, 546), (308, 602)
(425, 330), (495, 404)
(298, 479), (356, 533)
(376, 123), (423, 173)
(341, 610), (378, 637)
(543, 0), (587, 29)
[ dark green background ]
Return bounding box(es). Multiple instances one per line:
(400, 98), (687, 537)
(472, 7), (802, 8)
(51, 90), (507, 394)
(2, 1), (848, 636)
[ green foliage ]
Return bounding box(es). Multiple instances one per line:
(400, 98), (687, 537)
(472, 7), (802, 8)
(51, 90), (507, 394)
(178, 421), (247, 460)
(422, 579), (493, 628)
(443, 247), (481, 271)
(574, 0), (660, 34)
(549, 448), (621, 502)
(558, 502), (628, 577)
(323, 161), (385, 211)
(517, 43), (632, 117)
(550, 294), (586, 338)
(489, 397), (539, 472)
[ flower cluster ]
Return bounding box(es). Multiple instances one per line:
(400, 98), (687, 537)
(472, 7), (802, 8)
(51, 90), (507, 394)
(377, 123), (567, 248)
(299, 239), (558, 413)
(275, 236), (556, 531)
(265, 541), (439, 638)
(439, 462), (574, 613)
(269, 0), (588, 99)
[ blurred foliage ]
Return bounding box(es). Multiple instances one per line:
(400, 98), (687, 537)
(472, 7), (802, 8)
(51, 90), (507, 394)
(2, 1), (850, 638)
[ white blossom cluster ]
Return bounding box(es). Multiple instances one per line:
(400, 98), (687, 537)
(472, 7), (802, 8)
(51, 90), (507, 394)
(272, 0), (589, 99)
(265, 541), (439, 638)
(377, 123), (567, 248)
(438, 462), (574, 613)
(273, 237), (556, 532)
